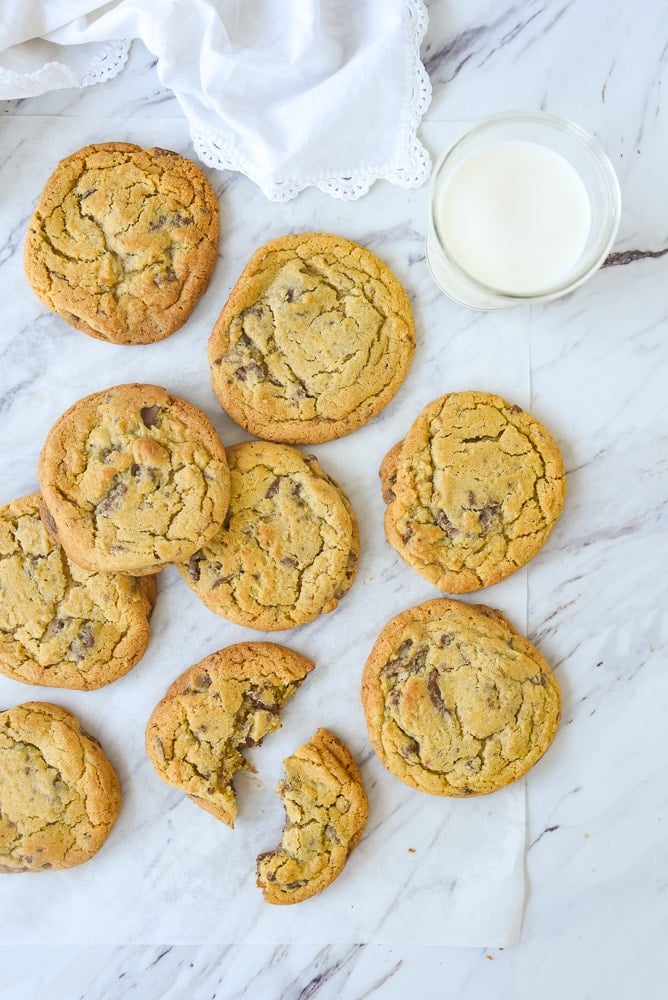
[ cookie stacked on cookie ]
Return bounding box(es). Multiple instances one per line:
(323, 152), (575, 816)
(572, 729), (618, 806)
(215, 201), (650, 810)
(179, 441), (359, 630)
(37, 383), (231, 576)
(0, 493), (156, 691)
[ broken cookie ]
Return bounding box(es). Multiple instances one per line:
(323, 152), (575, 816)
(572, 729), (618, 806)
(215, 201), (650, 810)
(256, 728), (368, 904)
(145, 642), (315, 827)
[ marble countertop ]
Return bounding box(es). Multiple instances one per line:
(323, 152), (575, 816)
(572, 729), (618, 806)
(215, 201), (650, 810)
(2, 1), (667, 997)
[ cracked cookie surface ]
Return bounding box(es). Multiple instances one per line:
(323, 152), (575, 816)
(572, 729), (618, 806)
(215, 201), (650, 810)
(24, 143), (219, 345)
(0, 701), (121, 872)
(145, 642), (315, 827)
(0, 493), (155, 690)
(208, 232), (415, 443)
(179, 441), (359, 630)
(381, 391), (566, 592)
(361, 599), (561, 796)
(256, 728), (368, 904)
(38, 383), (230, 575)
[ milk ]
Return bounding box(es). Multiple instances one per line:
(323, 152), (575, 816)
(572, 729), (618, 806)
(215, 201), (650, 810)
(436, 140), (592, 295)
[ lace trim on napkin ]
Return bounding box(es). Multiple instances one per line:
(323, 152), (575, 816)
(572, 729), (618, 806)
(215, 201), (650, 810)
(79, 40), (131, 87)
(191, 0), (432, 202)
(0, 40), (130, 98)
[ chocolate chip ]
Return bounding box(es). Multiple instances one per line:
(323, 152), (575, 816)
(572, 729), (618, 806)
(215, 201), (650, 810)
(147, 217), (166, 232)
(280, 556), (298, 568)
(427, 669), (450, 715)
(402, 523), (414, 543)
(467, 491), (477, 507)
(96, 482), (127, 516)
(246, 689), (279, 714)
(295, 377), (314, 399)
(265, 478), (281, 499)
(439, 632), (453, 647)
(284, 288), (295, 302)
(41, 506), (58, 537)
(140, 405), (160, 428)
(396, 639), (414, 659)
(408, 648), (428, 673)
(196, 673), (212, 689)
(435, 510), (455, 535)
(400, 737), (420, 760)
(510, 404), (523, 414)
(79, 623), (94, 650)
(187, 551), (205, 582)
(479, 501), (501, 531)
(234, 363), (265, 382)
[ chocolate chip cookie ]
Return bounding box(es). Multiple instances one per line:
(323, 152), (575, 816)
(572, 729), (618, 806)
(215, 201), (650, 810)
(24, 143), (219, 345)
(256, 728), (368, 904)
(179, 441), (359, 630)
(0, 493), (155, 690)
(361, 599), (561, 796)
(38, 383), (230, 576)
(145, 643), (315, 827)
(208, 232), (415, 443)
(381, 391), (566, 592)
(0, 701), (121, 872)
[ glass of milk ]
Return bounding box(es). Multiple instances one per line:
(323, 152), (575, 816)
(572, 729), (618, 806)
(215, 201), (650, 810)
(427, 111), (621, 309)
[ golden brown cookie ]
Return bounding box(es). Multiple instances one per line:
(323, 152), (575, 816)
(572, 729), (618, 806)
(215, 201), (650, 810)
(381, 391), (566, 592)
(0, 701), (121, 872)
(256, 728), (368, 905)
(0, 493), (155, 690)
(145, 643), (315, 827)
(38, 383), (230, 576)
(24, 142), (219, 345)
(208, 232), (415, 443)
(361, 599), (561, 796)
(179, 441), (359, 630)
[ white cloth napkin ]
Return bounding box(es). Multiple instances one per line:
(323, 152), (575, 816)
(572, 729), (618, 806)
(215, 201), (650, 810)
(0, 0), (431, 201)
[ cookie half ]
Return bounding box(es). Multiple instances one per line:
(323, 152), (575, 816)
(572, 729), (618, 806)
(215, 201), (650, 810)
(256, 728), (368, 905)
(179, 441), (359, 630)
(0, 702), (121, 872)
(361, 599), (561, 796)
(24, 143), (219, 345)
(145, 643), (315, 827)
(0, 493), (155, 690)
(38, 383), (230, 575)
(208, 232), (415, 443)
(381, 391), (566, 592)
